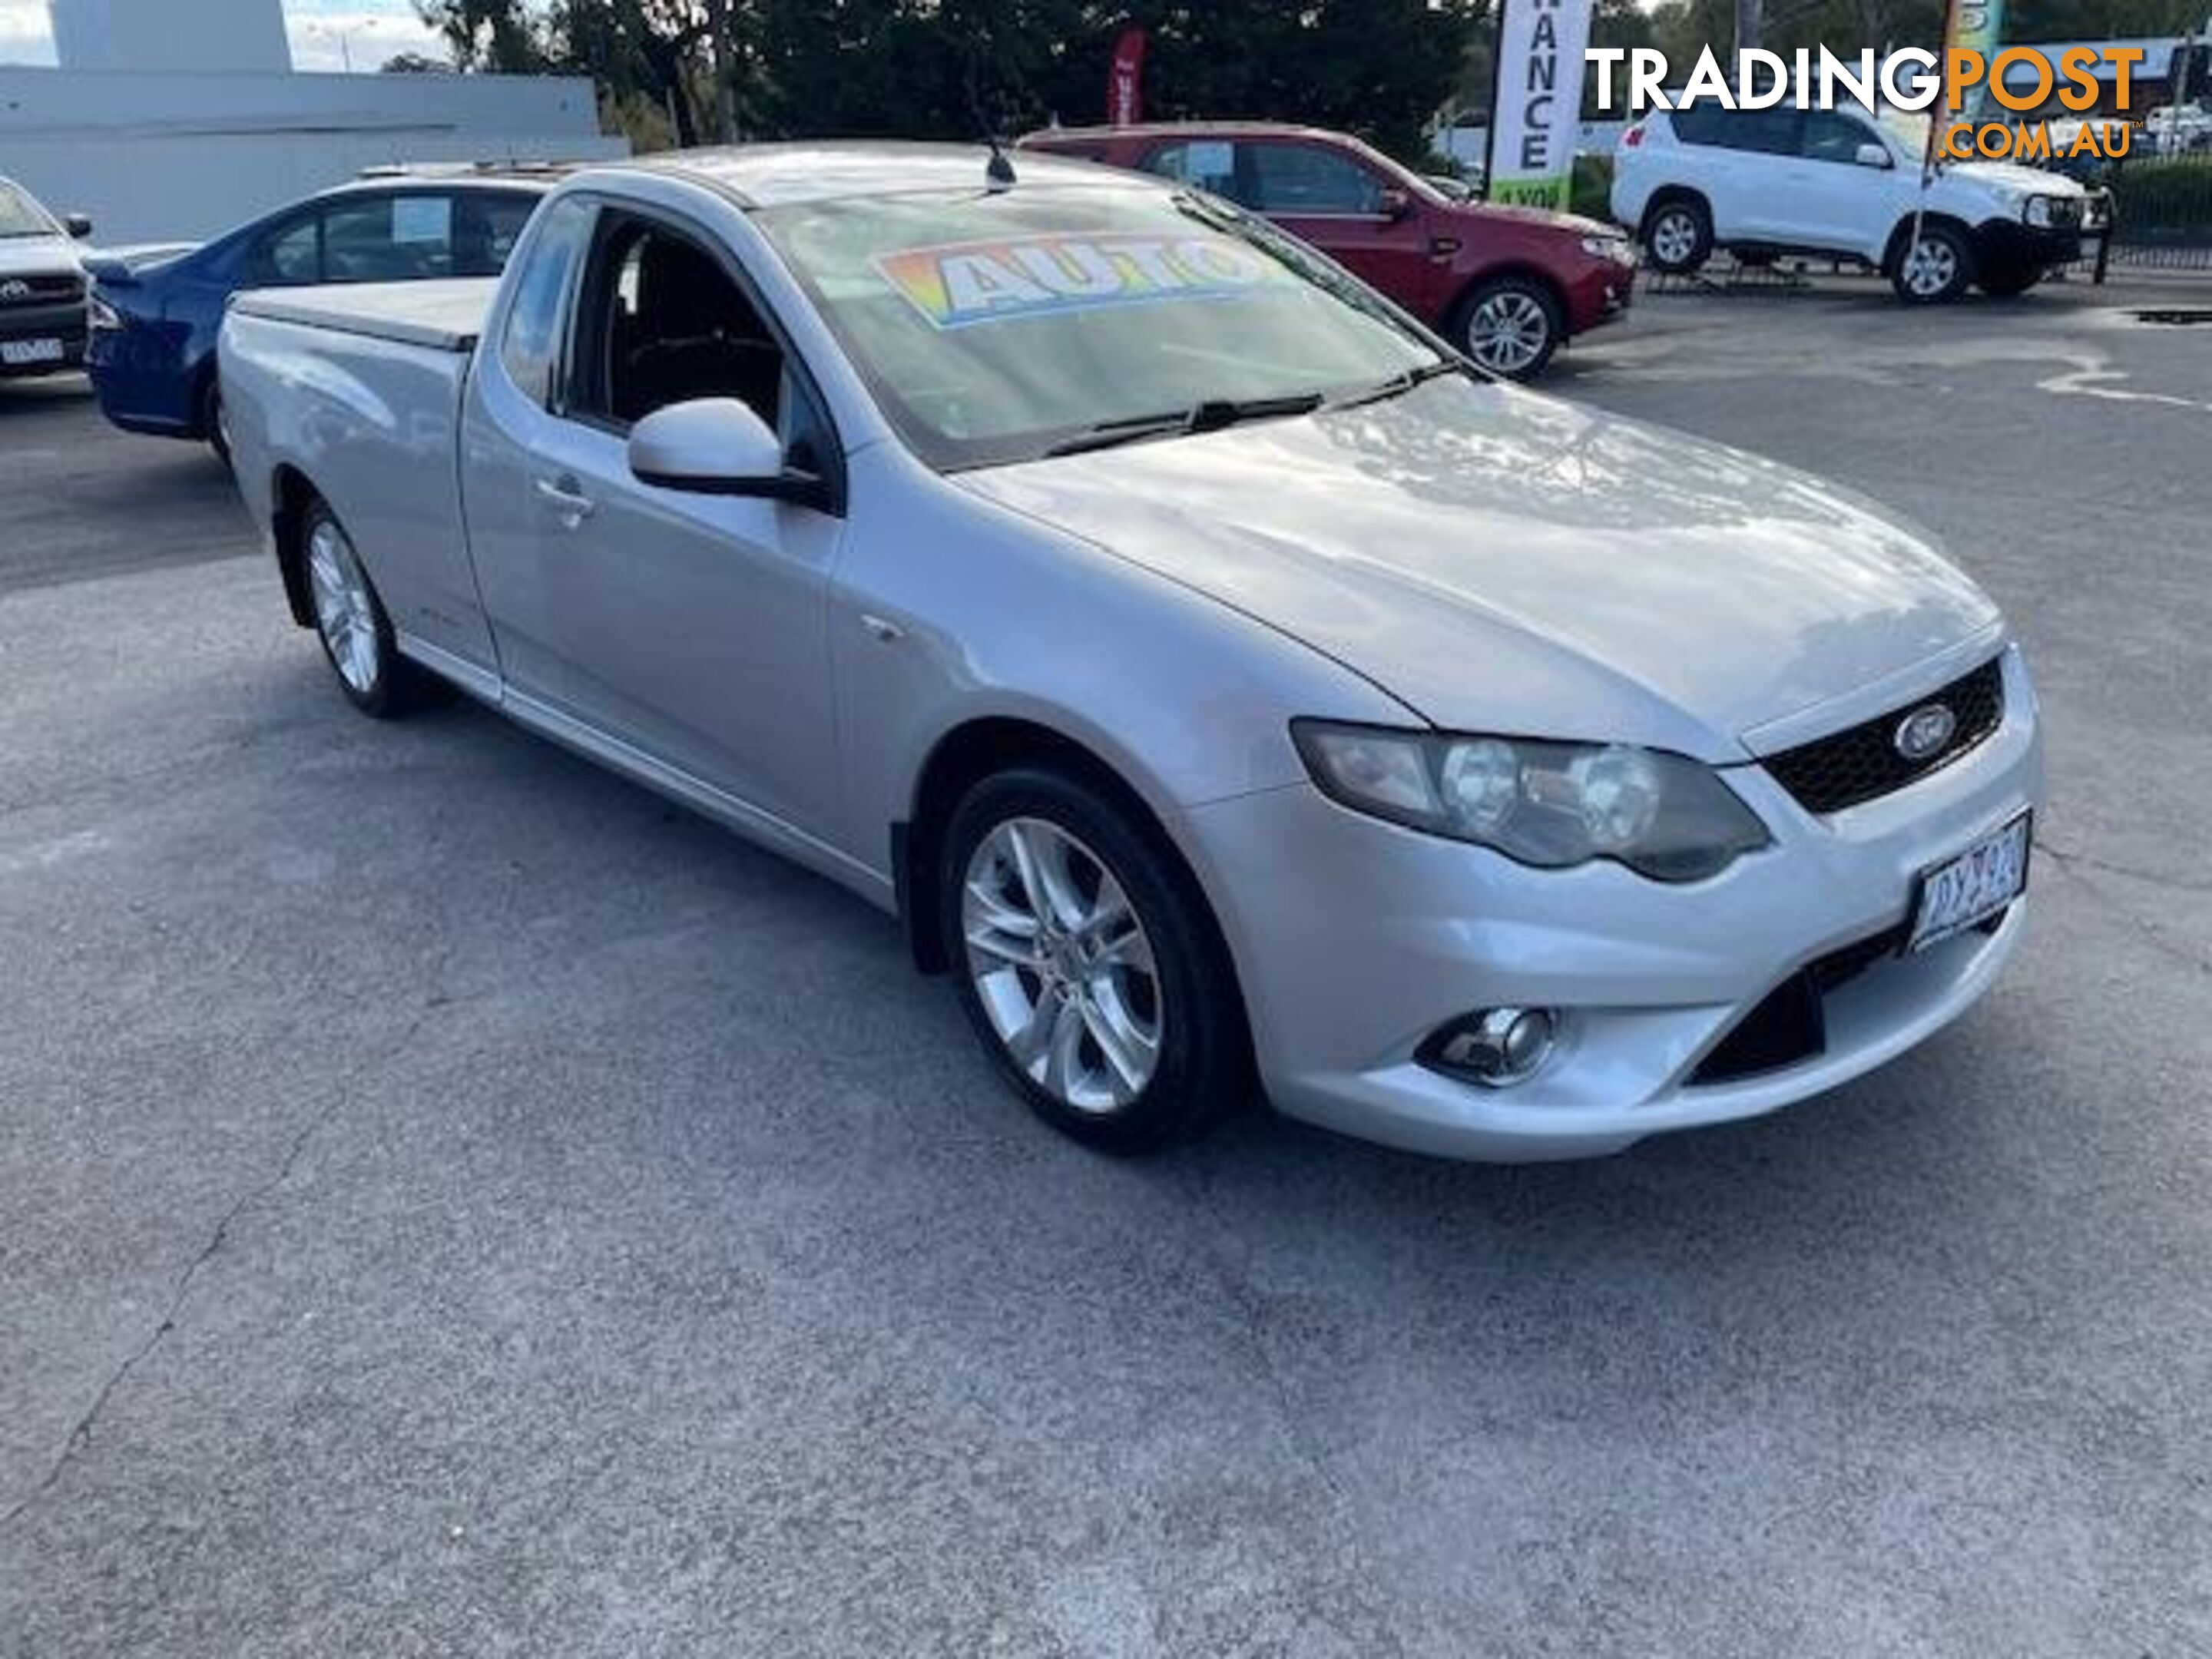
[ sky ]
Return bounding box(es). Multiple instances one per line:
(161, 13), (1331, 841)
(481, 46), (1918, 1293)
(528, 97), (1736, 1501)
(0, 0), (445, 71)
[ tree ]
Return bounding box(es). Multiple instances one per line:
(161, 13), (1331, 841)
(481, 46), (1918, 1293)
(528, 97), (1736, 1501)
(750, 0), (1091, 142)
(549, 0), (717, 146)
(413, 0), (546, 71)
(1018, 1), (1481, 161)
(413, 0), (1489, 164)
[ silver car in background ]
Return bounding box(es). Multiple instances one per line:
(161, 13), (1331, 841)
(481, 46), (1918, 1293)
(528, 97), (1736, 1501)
(0, 174), (94, 379)
(218, 145), (2041, 1161)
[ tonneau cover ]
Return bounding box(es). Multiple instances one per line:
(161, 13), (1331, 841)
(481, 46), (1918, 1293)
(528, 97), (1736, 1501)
(230, 277), (498, 353)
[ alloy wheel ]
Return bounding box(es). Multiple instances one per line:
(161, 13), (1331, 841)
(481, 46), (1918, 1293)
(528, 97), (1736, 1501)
(1903, 234), (1960, 297)
(1466, 290), (1551, 376)
(1650, 209), (1700, 268)
(306, 518), (380, 695)
(962, 816), (1163, 1113)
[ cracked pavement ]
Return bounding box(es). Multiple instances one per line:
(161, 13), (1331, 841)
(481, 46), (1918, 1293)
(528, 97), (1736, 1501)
(2, 283), (2209, 1657)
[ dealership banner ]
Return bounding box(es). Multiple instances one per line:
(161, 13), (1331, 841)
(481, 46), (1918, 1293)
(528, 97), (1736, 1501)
(1943, 0), (2008, 121)
(1486, 0), (1594, 209)
(1106, 25), (1147, 126)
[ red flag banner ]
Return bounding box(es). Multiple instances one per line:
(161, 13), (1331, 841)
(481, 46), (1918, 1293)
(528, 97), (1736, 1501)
(1107, 26), (1147, 127)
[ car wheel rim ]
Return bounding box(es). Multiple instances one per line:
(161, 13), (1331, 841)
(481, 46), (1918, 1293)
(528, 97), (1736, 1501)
(306, 519), (379, 694)
(1651, 211), (1697, 265)
(1468, 292), (1549, 374)
(1905, 236), (1957, 295)
(962, 816), (1163, 1114)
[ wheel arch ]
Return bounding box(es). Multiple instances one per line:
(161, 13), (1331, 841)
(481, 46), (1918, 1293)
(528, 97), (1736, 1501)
(1881, 210), (1975, 276)
(1638, 185), (1710, 241)
(1445, 261), (1569, 336)
(191, 353), (221, 441)
(893, 714), (1237, 1012)
(270, 464), (325, 628)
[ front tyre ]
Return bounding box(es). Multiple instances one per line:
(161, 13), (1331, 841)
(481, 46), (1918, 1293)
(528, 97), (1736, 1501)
(1457, 276), (1562, 380)
(301, 501), (423, 719)
(942, 767), (1250, 1153)
(1892, 221), (1974, 303)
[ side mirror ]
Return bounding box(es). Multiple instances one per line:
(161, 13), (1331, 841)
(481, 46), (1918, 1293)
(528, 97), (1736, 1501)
(65, 214), (94, 240)
(1376, 187), (1413, 220)
(1855, 143), (1892, 170)
(628, 397), (829, 508)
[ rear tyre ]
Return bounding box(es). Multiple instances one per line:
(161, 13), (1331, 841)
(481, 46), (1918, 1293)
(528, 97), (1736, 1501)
(1643, 197), (1712, 275)
(1456, 276), (1563, 380)
(941, 766), (1250, 1154)
(300, 500), (426, 719)
(1891, 221), (1974, 303)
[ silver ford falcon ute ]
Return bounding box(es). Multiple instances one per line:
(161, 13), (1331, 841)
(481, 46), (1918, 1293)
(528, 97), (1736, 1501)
(217, 143), (2042, 1161)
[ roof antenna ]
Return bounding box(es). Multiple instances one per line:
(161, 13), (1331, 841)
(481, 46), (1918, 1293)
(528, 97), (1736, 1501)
(966, 47), (1016, 190)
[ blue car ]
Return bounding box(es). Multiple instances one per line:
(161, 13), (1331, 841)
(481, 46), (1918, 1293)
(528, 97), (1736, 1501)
(85, 174), (551, 457)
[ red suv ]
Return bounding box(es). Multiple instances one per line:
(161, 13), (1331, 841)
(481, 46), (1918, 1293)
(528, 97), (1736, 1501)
(1017, 121), (1635, 379)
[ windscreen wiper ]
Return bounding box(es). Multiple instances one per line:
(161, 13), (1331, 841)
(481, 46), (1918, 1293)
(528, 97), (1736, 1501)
(1326, 359), (1465, 411)
(1044, 392), (1326, 458)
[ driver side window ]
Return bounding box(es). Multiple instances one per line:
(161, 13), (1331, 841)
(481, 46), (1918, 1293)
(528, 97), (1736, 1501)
(1243, 143), (1386, 216)
(568, 215), (787, 439)
(1801, 111), (1877, 164)
(250, 214), (322, 284)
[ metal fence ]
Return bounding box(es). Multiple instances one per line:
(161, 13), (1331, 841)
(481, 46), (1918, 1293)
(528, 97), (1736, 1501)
(2091, 238), (2212, 272)
(2070, 151), (2212, 274)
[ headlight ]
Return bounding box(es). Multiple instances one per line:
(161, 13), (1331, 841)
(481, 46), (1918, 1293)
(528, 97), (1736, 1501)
(1581, 234), (1634, 263)
(1291, 721), (1770, 882)
(87, 293), (121, 331)
(2023, 196), (2068, 228)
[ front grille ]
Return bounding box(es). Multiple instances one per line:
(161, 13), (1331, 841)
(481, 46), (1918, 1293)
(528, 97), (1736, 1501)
(1689, 924), (1903, 1084)
(1763, 656), (2005, 816)
(0, 273), (84, 310)
(1690, 972), (1823, 1084)
(1688, 909), (2007, 1087)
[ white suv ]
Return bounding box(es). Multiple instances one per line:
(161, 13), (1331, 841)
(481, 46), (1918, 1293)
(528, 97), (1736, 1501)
(1611, 107), (2109, 302)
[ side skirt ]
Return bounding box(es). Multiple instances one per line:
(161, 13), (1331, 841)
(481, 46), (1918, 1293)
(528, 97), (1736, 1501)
(396, 641), (897, 916)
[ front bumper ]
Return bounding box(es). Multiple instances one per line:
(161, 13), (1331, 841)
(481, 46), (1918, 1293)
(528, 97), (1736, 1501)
(1180, 647), (2042, 1161)
(1562, 253), (1635, 336)
(1973, 219), (2083, 271)
(0, 303), (88, 378)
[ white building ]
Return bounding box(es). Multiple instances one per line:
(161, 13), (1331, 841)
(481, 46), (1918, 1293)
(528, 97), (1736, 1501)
(51, 0), (293, 73)
(1, 0), (625, 244)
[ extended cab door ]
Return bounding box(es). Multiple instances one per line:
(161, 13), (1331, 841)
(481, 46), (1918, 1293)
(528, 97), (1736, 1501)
(462, 194), (846, 836)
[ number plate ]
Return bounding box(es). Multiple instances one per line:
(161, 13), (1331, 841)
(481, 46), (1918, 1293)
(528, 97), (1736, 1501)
(1909, 812), (2031, 952)
(1, 337), (65, 366)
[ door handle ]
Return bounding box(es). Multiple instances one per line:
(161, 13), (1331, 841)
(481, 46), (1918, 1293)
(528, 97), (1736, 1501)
(535, 475), (597, 525)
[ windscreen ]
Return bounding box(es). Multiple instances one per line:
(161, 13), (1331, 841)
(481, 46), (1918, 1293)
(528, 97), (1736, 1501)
(0, 180), (59, 239)
(754, 184), (1445, 471)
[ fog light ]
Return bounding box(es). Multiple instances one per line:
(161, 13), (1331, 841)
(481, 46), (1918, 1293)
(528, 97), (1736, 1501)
(1421, 1006), (1557, 1088)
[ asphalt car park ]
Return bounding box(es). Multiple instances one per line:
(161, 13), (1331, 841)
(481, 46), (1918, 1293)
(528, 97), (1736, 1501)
(4, 282), (2209, 1655)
